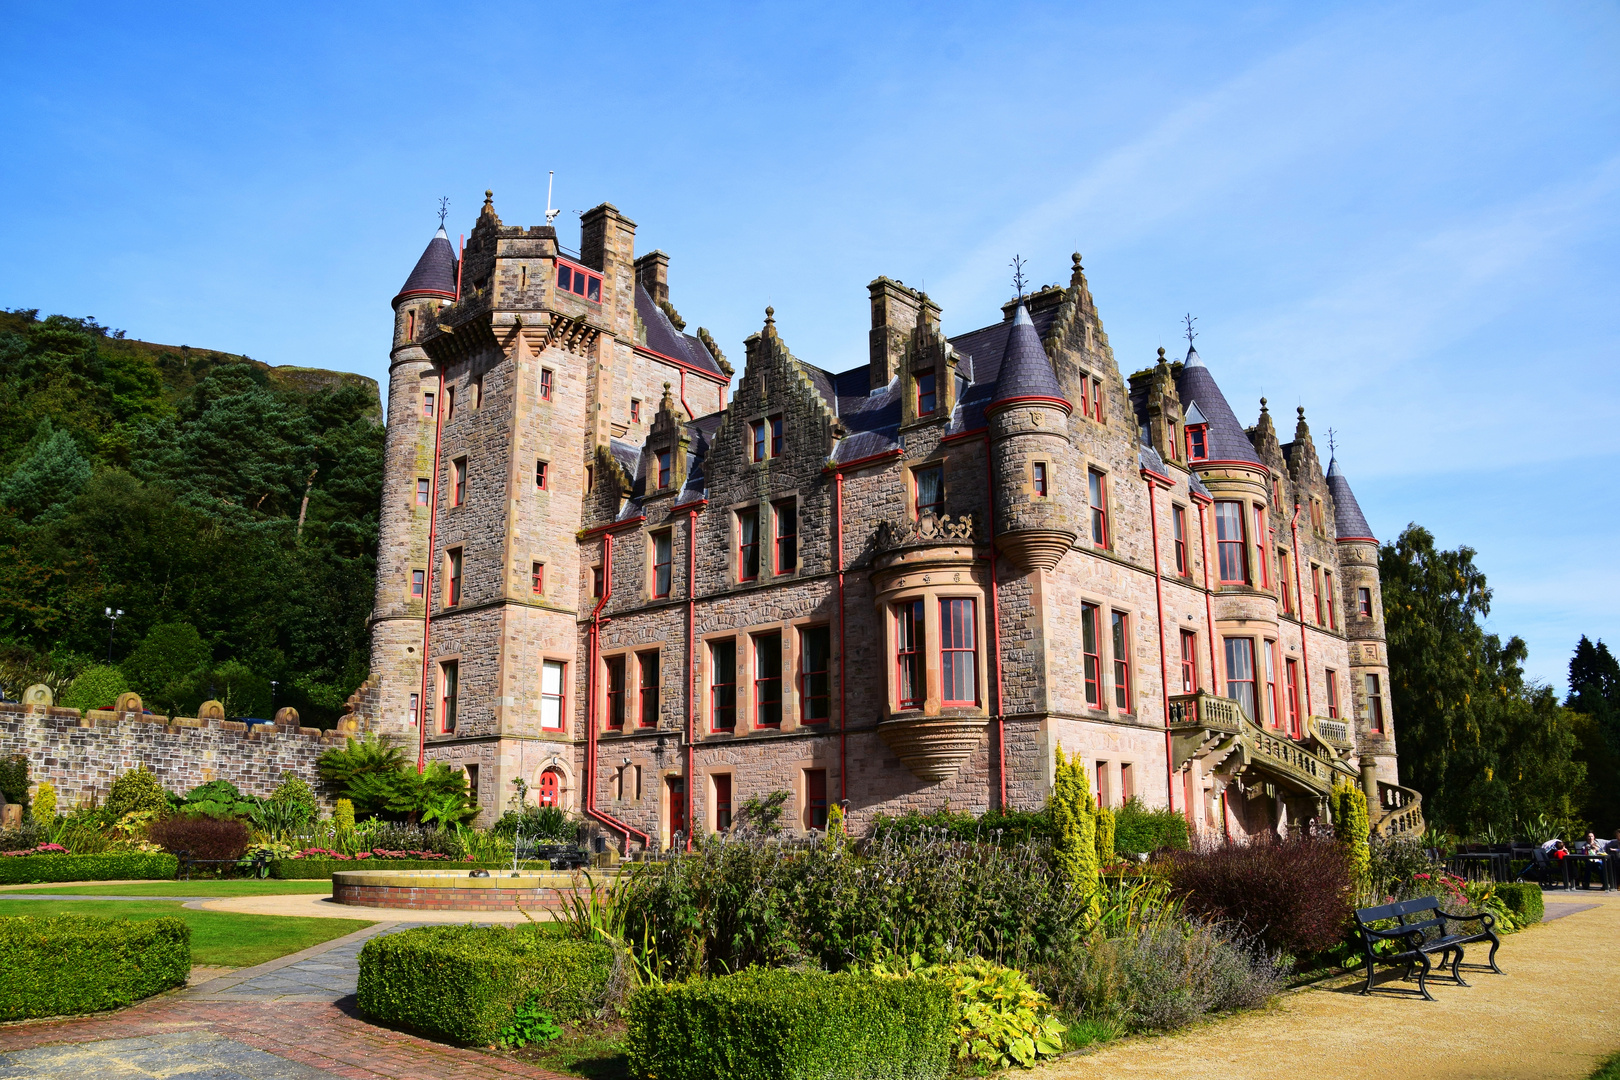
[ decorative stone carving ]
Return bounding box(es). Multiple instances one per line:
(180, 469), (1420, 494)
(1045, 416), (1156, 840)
(274, 707), (301, 726)
(994, 529), (1077, 573)
(113, 692), (143, 714)
(874, 513), (977, 553)
(21, 684), (52, 707)
(879, 714), (989, 782)
(197, 700), (226, 721)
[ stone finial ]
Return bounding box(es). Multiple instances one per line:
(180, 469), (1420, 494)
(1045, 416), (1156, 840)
(764, 306), (776, 335)
(197, 699), (226, 721)
(114, 692), (143, 714)
(274, 707), (300, 726)
(22, 684), (52, 707)
(1295, 406), (1312, 442)
(1156, 346), (1168, 367)
(1261, 396), (1269, 414)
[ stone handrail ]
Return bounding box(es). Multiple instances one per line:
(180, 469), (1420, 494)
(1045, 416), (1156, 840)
(1375, 780), (1425, 837)
(1307, 715), (1353, 750)
(1167, 692), (1243, 734)
(1169, 692), (1349, 797)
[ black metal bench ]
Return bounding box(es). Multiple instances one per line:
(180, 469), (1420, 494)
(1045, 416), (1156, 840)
(1353, 896), (1502, 1000)
(515, 841), (589, 870)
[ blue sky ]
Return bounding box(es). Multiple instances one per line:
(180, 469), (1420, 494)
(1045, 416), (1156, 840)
(2, 2), (1615, 690)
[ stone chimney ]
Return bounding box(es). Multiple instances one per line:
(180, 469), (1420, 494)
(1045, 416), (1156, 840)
(868, 277), (936, 392)
(634, 250), (670, 306)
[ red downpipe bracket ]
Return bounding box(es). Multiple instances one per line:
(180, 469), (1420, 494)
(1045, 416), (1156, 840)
(584, 533), (652, 850)
(415, 360), (447, 774)
(1289, 505), (1314, 721)
(1143, 472), (1174, 814)
(982, 433), (1007, 811)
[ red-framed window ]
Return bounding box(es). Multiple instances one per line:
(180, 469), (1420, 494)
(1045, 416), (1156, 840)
(1253, 506), (1270, 587)
(444, 385), (455, 421)
(592, 565), (603, 597)
(531, 562), (544, 595)
(737, 507), (760, 581)
(1173, 505), (1188, 574)
(1088, 469), (1109, 547)
(605, 655), (626, 729)
(713, 774), (733, 831)
(540, 369), (554, 400)
(1366, 673), (1384, 732)
(1324, 569), (1337, 629)
(536, 460), (548, 490)
(452, 458), (467, 506)
(1180, 629), (1197, 693)
(1358, 587), (1373, 617)
(754, 632), (782, 727)
(799, 625), (831, 723)
(1082, 602), (1101, 707)
(1265, 640), (1281, 727)
(940, 598), (978, 706)
(555, 258), (602, 302)
(447, 548), (463, 606)
(1285, 658), (1301, 737)
(1186, 424), (1207, 461)
(770, 414), (784, 457)
(895, 600), (924, 709)
(915, 465), (944, 518)
(406, 310), (416, 339)
(1325, 668), (1339, 719)
(538, 767), (561, 806)
(805, 768), (828, 830)
(1111, 611), (1131, 711)
(657, 450), (671, 489)
(631, 399), (641, 423)
(439, 660), (458, 733)
(750, 420), (766, 462)
(412, 569), (425, 597)
(916, 371), (936, 416)
(1223, 637), (1255, 723)
(416, 478), (430, 506)
(1279, 549), (1294, 613)
(1091, 376), (1104, 421)
(422, 391), (435, 417)
(1214, 501), (1247, 584)
(1032, 461), (1048, 497)
(408, 692), (419, 727)
(709, 640), (736, 731)
(1312, 565), (1324, 626)
(638, 651), (659, 727)
(652, 530), (672, 598)
(540, 660), (566, 730)
(1272, 477), (1283, 504)
(774, 499), (797, 573)
(1079, 376), (1091, 419)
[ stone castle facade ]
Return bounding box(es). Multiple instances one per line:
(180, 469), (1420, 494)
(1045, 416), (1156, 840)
(361, 191), (1421, 848)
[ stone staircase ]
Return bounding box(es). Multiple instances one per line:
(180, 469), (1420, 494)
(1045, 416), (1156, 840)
(1373, 780), (1425, 838)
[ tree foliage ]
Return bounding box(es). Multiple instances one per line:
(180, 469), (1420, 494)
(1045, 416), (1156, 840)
(1566, 636), (1620, 834)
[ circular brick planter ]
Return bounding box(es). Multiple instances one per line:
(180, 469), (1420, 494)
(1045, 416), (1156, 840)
(331, 868), (613, 912)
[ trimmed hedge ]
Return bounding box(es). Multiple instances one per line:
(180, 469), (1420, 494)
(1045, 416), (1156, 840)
(0, 852), (178, 885)
(1495, 882), (1545, 926)
(270, 858), (509, 879)
(1114, 797), (1190, 857)
(357, 923), (612, 1046)
(625, 968), (954, 1080)
(0, 914), (190, 1019)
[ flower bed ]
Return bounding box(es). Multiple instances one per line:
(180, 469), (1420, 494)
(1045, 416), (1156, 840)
(269, 858), (508, 880)
(0, 913), (190, 1019)
(0, 852), (178, 885)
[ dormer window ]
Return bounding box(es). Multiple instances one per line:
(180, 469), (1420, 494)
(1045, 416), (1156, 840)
(555, 258), (602, 302)
(1186, 424), (1208, 461)
(916, 371), (936, 416)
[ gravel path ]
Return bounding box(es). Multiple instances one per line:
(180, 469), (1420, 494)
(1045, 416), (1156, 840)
(1039, 893), (1620, 1080)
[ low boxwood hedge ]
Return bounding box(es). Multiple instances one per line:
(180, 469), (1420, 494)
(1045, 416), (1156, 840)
(269, 859), (511, 879)
(357, 923), (613, 1046)
(0, 852), (178, 885)
(625, 968), (955, 1080)
(1494, 882), (1545, 926)
(0, 913), (190, 1019)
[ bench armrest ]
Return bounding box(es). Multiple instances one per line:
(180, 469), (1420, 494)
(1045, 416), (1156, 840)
(1440, 910), (1495, 929)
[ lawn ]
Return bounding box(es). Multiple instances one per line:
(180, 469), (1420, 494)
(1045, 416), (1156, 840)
(0, 899), (371, 967)
(16, 880), (334, 898)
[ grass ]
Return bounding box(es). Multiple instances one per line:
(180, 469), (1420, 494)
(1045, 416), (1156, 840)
(0, 899), (371, 967)
(15, 880), (334, 897)
(1590, 1051), (1620, 1080)
(509, 1018), (629, 1080)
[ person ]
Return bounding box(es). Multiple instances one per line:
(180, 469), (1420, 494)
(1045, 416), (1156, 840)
(1584, 832), (1604, 855)
(1540, 838), (1567, 858)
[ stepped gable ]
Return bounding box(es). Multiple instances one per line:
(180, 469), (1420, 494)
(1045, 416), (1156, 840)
(1173, 344), (1264, 465)
(988, 301), (1066, 408)
(635, 284), (725, 378)
(1326, 457), (1375, 542)
(394, 226), (459, 305)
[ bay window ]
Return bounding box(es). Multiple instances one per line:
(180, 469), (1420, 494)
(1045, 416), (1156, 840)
(1214, 501), (1247, 584)
(1223, 637), (1256, 723)
(940, 598), (978, 706)
(895, 600), (924, 709)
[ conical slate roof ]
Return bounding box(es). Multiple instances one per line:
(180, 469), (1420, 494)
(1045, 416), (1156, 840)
(1325, 457), (1375, 541)
(394, 226), (458, 305)
(990, 301), (1065, 407)
(1173, 344), (1263, 465)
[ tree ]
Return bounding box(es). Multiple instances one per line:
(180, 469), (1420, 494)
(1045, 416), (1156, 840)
(0, 421), (92, 522)
(1050, 745), (1098, 897)
(121, 622), (209, 715)
(1565, 636), (1620, 834)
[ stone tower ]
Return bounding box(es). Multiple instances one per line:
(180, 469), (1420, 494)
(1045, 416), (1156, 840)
(987, 301), (1076, 572)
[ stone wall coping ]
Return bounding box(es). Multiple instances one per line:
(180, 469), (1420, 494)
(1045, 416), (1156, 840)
(332, 868), (618, 889)
(0, 704), (338, 744)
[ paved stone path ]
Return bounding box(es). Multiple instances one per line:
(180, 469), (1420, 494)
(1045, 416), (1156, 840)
(0, 893), (220, 902)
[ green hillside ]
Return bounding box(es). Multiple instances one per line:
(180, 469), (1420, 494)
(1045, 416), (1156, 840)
(0, 308), (383, 726)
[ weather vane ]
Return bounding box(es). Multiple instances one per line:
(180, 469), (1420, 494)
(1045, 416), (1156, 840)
(1326, 428), (1337, 457)
(1183, 314), (1198, 347)
(1011, 255), (1027, 300)
(437, 196), (450, 228)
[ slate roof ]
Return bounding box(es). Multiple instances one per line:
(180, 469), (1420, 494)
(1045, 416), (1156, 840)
(1173, 345), (1263, 465)
(635, 285), (725, 378)
(990, 302), (1065, 407)
(1325, 457), (1375, 541)
(395, 226), (458, 303)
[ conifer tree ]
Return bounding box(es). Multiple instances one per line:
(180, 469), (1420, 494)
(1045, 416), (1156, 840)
(1050, 746), (1098, 899)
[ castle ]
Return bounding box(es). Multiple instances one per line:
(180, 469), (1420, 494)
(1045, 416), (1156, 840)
(359, 191), (1421, 849)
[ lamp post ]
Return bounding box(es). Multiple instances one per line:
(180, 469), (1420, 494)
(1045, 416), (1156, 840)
(104, 608), (124, 664)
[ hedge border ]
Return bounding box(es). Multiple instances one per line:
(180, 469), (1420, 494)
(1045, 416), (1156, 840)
(0, 913), (190, 1019)
(0, 852), (178, 885)
(1494, 882), (1545, 926)
(269, 858), (511, 879)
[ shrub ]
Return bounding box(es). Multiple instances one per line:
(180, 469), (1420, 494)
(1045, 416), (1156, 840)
(0, 755), (28, 810)
(1368, 834), (1442, 901)
(180, 779), (258, 820)
(625, 968), (953, 1080)
(0, 819), (48, 852)
(332, 797), (356, 832)
(1492, 882), (1544, 926)
(362, 821), (462, 856)
(1114, 797), (1190, 857)
(31, 781), (56, 823)
(1096, 806), (1116, 866)
(149, 815), (250, 861)
(268, 857), (503, 878)
(1036, 920), (1285, 1032)
(872, 954), (1066, 1070)
(105, 767), (173, 819)
(0, 913), (190, 1019)
(1329, 781), (1370, 886)
(0, 852), (177, 885)
(1166, 838), (1352, 956)
(357, 923), (612, 1046)
(59, 663), (127, 712)
(865, 807), (1053, 846)
(269, 771), (319, 826)
(1051, 746), (1098, 896)
(492, 804), (576, 842)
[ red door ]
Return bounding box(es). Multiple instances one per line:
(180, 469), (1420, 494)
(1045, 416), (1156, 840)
(538, 768), (560, 807)
(668, 777), (687, 842)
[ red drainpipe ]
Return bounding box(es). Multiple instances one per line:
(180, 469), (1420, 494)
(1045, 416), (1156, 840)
(414, 360), (447, 773)
(1194, 494), (1218, 700)
(983, 433), (1007, 811)
(682, 501), (705, 850)
(1143, 471), (1174, 813)
(584, 533), (652, 850)
(834, 467), (848, 807)
(1289, 505), (1314, 721)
